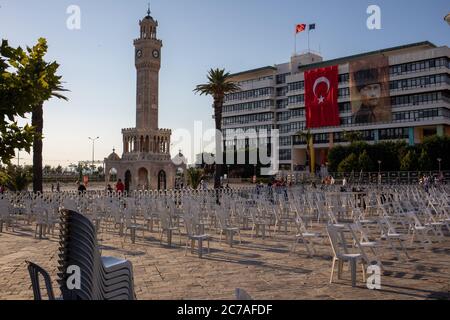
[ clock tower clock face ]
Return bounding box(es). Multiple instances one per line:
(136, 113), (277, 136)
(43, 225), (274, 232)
(136, 49), (142, 58)
(152, 49), (160, 59)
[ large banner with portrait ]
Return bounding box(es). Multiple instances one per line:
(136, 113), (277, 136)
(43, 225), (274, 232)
(349, 55), (391, 124)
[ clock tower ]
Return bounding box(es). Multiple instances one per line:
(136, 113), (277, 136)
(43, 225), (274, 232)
(104, 7), (186, 192)
(134, 7), (162, 130)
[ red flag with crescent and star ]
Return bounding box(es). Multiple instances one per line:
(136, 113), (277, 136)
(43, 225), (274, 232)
(305, 65), (339, 128)
(296, 24), (306, 34)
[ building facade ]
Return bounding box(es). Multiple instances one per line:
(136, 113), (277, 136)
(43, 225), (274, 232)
(105, 10), (182, 191)
(222, 42), (450, 172)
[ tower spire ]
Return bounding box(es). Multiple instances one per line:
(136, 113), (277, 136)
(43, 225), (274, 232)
(147, 3), (151, 17)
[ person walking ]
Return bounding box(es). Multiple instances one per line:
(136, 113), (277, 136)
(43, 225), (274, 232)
(77, 181), (87, 194)
(116, 179), (125, 194)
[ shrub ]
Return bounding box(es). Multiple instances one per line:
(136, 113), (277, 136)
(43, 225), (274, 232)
(338, 153), (359, 173)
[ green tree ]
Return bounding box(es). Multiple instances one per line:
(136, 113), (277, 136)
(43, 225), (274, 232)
(186, 167), (204, 189)
(421, 135), (450, 170)
(194, 69), (240, 189)
(400, 150), (418, 171)
(0, 165), (31, 191)
(343, 130), (363, 144)
(358, 150), (373, 172)
(296, 129), (314, 173)
(0, 38), (68, 192)
(0, 40), (37, 164)
(327, 145), (347, 172)
(418, 148), (431, 171)
(20, 39), (68, 192)
(338, 153), (359, 173)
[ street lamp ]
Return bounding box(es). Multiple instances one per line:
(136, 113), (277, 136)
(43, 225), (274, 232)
(377, 160), (382, 185)
(88, 137), (100, 172)
(445, 13), (450, 26)
(437, 158), (442, 173)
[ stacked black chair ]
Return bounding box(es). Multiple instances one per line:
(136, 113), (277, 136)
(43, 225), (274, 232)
(58, 209), (136, 300)
(26, 261), (56, 300)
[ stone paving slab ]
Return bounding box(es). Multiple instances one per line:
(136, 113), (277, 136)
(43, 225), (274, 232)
(0, 222), (449, 300)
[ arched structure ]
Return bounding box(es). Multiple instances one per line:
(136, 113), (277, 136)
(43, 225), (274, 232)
(104, 11), (185, 191)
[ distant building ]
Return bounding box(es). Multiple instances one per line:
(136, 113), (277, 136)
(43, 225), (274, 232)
(223, 42), (450, 172)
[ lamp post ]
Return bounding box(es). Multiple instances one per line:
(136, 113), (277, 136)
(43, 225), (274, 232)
(377, 160), (382, 185)
(88, 137), (100, 173)
(437, 158), (442, 173)
(445, 13), (450, 26)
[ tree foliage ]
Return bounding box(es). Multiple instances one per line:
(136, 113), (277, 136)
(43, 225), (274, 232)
(186, 167), (204, 189)
(0, 165), (31, 191)
(0, 38), (67, 167)
(337, 153), (359, 173)
(329, 135), (450, 172)
(194, 68), (240, 189)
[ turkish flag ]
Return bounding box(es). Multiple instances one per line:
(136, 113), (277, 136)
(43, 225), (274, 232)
(296, 24), (306, 34)
(305, 65), (339, 128)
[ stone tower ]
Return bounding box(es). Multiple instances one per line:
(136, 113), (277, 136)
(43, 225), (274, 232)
(134, 8), (162, 130)
(104, 8), (185, 191)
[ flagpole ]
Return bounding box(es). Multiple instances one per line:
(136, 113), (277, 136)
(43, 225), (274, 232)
(294, 31), (297, 55)
(308, 28), (310, 53)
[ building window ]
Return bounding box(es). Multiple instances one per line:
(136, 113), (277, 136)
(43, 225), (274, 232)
(390, 74), (449, 91)
(276, 99), (288, 109)
(279, 136), (292, 146)
(223, 99), (274, 113)
(338, 87), (350, 97)
(379, 128), (409, 140)
(288, 81), (304, 92)
(339, 102), (352, 113)
(389, 57), (450, 76)
(288, 95), (304, 105)
(276, 73), (290, 85)
(279, 149), (292, 161)
(276, 87), (288, 97)
(338, 73), (349, 83)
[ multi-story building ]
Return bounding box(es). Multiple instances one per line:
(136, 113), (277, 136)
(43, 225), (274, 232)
(223, 42), (450, 172)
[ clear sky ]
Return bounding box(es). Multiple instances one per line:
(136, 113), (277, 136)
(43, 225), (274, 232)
(0, 0), (449, 166)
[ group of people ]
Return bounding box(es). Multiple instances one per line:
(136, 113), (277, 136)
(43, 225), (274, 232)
(419, 174), (444, 192)
(75, 179), (126, 194)
(321, 175), (336, 185)
(50, 183), (61, 192)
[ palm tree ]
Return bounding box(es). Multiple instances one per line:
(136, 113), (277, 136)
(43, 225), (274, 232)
(194, 68), (240, 189)
(23, 39), (68, 193)
(186, 167), (204, 190)
(343, 130), (363, 144)
(296, 129), (314, 174)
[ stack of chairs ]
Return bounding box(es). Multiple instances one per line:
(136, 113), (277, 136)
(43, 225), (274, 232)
(58, 209), (136, 300)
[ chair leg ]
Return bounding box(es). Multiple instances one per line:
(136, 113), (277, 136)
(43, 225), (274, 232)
(350, 259), (357, 287)
(338, 260), (343, 280)
(398, 238), (410, 259)
(361, 263), (366, 282)
(330, 258), (336, 284)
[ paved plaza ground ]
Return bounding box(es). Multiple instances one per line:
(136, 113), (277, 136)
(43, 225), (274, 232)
(0, 221), (449, 300)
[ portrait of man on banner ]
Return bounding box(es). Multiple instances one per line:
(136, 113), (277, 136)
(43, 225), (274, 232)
(350, 55), (391, 124)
